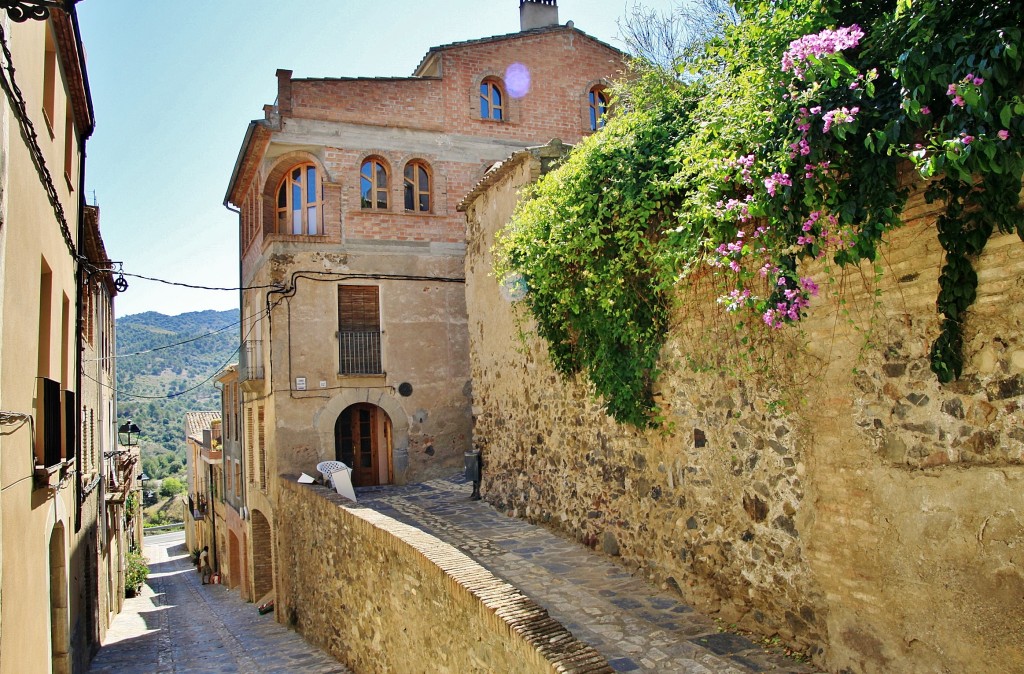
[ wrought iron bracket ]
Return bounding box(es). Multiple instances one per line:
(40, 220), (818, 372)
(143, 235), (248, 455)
(1, 0), (77, 22)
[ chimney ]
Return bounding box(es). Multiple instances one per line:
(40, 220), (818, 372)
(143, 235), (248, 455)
(520, 0), (559, 31)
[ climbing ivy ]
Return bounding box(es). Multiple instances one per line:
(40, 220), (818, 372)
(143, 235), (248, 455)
(496, 0), (1024, 426)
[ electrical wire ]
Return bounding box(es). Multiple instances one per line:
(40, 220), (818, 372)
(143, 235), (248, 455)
(85, 314), (264, 400)
(77, 260), (284, 292)
(85, 305), (271, 362)
(119, 271), (283, 292)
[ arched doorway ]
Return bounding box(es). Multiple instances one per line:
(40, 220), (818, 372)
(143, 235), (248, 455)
(335, 403), (392, 486)
(49, 524), (70, 674)
(250, 510), (274, 600)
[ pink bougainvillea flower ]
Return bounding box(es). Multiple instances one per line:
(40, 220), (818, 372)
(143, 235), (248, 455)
(781, 25), (865, 78)
(920, 106), (931, 115)
(951, 95), (965, 107)
(998, 129), (1011, 140)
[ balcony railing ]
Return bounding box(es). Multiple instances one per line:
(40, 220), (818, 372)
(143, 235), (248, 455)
(189, 493), (208, 520)
(105, 450), (138, 503)
(240, 339), (264, 382)
(339, 330), (382, 375)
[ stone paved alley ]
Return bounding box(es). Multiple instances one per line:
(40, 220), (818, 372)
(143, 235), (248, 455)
(90, 477), (820, 674)
(358, 475), (818, 674)
(87, 533), (350, 674)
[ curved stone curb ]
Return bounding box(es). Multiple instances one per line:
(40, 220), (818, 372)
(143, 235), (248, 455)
(279, 476), (613, 673)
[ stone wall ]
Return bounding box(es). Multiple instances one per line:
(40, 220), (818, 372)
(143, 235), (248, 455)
(275, 476), (612, 674)
(461, 149), (1024, 674)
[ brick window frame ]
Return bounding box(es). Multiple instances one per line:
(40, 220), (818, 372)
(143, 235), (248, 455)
(262, 151), (330, 239)
(470, 72), (519, 124)
(403, 159), (432, 213)
(580, 79), (613, 133)
(274, 162), (323, 236)
(359, 156), (391, 210)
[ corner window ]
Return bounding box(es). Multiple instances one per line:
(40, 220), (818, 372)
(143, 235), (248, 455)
(589, 87), (609, 131)
(275, 164), (321, 235)
(404, 161), (431, 212)
(360, 158), (389, 209)
(480, 79), (504, 120)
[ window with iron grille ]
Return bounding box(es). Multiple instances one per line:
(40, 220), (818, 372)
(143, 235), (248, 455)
(338, 286), (382, 375)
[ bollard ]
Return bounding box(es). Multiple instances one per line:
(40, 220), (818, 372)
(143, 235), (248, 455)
(464, 450), (482, 500)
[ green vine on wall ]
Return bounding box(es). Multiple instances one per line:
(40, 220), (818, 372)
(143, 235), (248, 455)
(495, 0), (1024, 426)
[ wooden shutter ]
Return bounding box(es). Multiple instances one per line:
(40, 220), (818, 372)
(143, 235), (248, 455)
(338, 286), (379, 331)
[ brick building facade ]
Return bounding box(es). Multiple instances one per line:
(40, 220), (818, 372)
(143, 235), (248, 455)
(223, 0), (626, 604)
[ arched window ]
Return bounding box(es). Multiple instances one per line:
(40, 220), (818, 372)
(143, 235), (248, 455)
(360, 158), (389, 209)
(276, 163), (321, 235)
(480, 79), (504, 120)
(589, 86), (609, 131)
(404, 161), (431, 212)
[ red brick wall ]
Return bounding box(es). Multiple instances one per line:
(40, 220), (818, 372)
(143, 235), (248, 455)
(289, 77), (446, 131)
(248, 29), (627, 250)
(436, 29), (628, 143)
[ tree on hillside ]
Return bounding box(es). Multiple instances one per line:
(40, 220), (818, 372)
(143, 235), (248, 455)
(160, 477), (186, 498)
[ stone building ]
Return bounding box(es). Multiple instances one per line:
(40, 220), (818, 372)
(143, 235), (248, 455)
(222, 0), (626, 604)
(461, 143), (1024, 673)
(215, 365), (251, 598)
(79, 204), (130, 664)
(184, 411), (221, 574)
(0, 5), (127, 673)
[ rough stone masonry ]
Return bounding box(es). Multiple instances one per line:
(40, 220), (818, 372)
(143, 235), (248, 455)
(460, 147), (1024, 674)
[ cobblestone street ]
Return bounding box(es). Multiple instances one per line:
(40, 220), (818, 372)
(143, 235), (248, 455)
(359, 475), (820, 674)
(87, 533), (350, 674)
(90, 479), (819, 674)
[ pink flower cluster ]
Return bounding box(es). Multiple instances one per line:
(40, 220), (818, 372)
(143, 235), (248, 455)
(794, 210), (852, 252)
(763, 172), (792, 197)
(947, 73), (985, 108)
(715, 194), (755, 222)
(727, 154), (757, 185)
(717, 288), (752, 313)
(762, 277), (820, 328)
(781, 25), (865, 79)
(803, 160), (831, 179)
(789, 138), (811, 159)
(822, 106), (860, 133)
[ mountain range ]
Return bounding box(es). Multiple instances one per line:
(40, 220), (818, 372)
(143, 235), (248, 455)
(115, 309), (239, 481)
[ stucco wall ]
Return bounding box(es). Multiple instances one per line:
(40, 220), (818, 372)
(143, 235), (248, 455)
(462, 152), (1024, 673)
(275, 477), (612, 674)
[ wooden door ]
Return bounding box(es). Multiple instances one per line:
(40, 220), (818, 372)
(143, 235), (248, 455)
(335, 404), (379, 486)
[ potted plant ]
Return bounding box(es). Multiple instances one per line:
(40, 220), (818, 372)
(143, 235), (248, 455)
(125, 550), (149, 598)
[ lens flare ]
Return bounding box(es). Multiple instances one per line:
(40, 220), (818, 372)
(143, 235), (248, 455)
(505, 63), (531, 98)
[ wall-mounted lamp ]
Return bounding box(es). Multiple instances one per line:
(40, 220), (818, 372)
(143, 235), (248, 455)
(117, 420), (141, 447)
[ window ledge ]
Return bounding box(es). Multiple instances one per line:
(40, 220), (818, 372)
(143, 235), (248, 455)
(33, 458), (73, 490)
(336, 374), (387, 386)
(262, 232), (328, 250)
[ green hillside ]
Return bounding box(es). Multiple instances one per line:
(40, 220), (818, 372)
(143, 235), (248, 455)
(115, 309), (239, 484)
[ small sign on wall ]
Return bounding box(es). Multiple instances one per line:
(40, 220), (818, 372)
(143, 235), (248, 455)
(295, 377), (307, 391)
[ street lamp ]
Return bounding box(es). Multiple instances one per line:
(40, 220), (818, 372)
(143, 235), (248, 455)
(118, 420), (141, 447)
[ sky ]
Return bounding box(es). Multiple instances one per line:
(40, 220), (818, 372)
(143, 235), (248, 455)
(77, 0), (678, 318)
